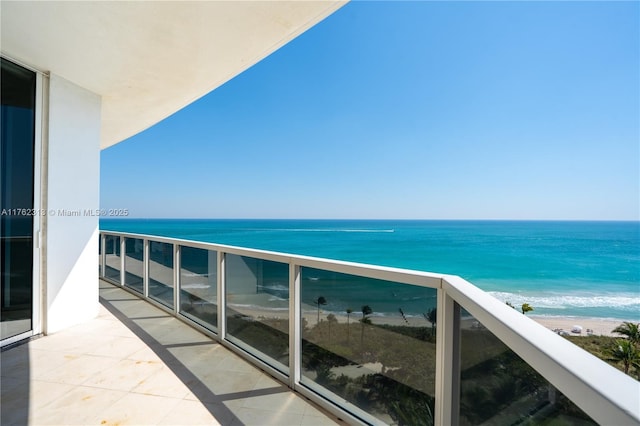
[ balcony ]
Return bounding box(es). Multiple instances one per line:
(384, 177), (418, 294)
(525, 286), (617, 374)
(3, 230), (637, 426)
(98, 231), (640, 425)
(0, 280), (343, 425)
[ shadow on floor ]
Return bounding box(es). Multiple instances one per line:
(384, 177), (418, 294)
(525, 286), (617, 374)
(98, 281), (294, 425)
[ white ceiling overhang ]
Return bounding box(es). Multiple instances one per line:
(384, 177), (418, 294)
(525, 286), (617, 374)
(1, 1), (346, 149)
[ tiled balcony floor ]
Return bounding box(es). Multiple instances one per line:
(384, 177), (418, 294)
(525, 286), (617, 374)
(0, 280), (344, 426)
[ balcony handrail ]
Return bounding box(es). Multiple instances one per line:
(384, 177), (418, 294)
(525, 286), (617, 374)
(101, 229), (444, 287)
(100, 230), (640, 425)
(443, 274), (640, 425)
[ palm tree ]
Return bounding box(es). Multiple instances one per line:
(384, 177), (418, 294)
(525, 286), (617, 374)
(608, 339), (640, 375)
(398, 307), (409, 324)
(425, 307), (437, 333)
(521, 303), (533, 315)
(346, 308), (353, 342)
(315, 296), (327, 324)
(612, 322), (640, 345)
(361, 305), (373, 346)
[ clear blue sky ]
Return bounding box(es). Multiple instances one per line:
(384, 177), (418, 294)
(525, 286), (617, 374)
(101, 1), (639, 220)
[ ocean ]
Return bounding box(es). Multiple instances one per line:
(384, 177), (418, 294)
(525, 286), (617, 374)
(100, 219), (639, 321)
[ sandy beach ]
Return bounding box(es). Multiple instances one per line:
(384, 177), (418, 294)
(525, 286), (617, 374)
(226, 295), (631, 338)
(529, 316), (625, 337)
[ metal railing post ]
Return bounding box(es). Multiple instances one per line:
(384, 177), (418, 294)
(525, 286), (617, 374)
(435, 286), (460, 426)
(289, 263), (301, 388)
(143, 239), (149, 298)
(174, 244), (180, 313)
(120, 236), (125, 287)
(218, 251), (226, 340)
(100, 233), (105, 278)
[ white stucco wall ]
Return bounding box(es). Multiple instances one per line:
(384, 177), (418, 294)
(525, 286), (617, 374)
(45, 74), (101, 333)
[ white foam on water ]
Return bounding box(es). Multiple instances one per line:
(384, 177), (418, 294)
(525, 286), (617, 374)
(488, 291), (640, 311)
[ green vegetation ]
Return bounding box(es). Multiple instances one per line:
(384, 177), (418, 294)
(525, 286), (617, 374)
(315, 296), (327, 324)
(459, 328), (596, 425)
(226, 310), (289, 367)
(424, 308), (436, 334)
(565, 321), (640, 380)
(607, 340), (640, 375)
(219, 299), (636, 425)
(612, 321), (640, 344)
(521, 303), (534, 315)
(302, 311), (436, 425)
(360, 305), (372, 346)
(346, 307), (353, 342)
(505, 301), (534, 315)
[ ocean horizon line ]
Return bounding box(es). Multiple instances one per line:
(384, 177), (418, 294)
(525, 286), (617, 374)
(101, 217), (640, 223)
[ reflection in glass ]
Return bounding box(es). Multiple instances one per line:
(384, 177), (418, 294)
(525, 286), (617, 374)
(458, 307), (597, 425)
(124, 238), (144, 294)
(180, 246), (217, 331)
(300, 267), (437, 425)
(1, 58), (36, 340)
(225, 254), (289, 371)
(149, 241), (173, 308)
(104, 235), (121, 283)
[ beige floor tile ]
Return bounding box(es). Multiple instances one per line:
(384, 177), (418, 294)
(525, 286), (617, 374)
(252, 372), (284, 390)
(116, 302), (171, 319)
(232, 406), (305, 426)
(29, 386), (127, 425)
(154, 325), (211, 346)
(0, 376), (30, 426)
(130, 365), (191, 398)
(0, 378), (78, 424)
(85, 335), (146, 359)
(157, 399), (225, 425)
(165, 345), (227, 377)
(82, 358), (164, 392)
(27, 331), (106, 355)
(38, 354), (121, 385)
(0, 346), (30, 378)
(67, 317), (138, 339)
(30, 380), (77, 409)
(189, 369), (262, 396)
(87, 392), (181, 426)
(29, 349), (83, 380)
(216, 352), (261, 374)
(127, 345), (164, 363)
(182, 372), (258, 404)
(63, 317), (120, 334)
(130, 317), (177, 341)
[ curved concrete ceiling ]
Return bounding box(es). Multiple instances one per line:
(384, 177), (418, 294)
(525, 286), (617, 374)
(1, 1), (346, 149)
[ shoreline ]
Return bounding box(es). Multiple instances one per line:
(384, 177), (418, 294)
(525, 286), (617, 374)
(226, 298), (633, 338)
(528, 315), (626, 337)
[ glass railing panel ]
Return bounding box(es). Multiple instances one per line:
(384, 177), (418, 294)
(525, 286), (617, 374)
(225, 254), (289, 372)
(179, 246), (217, 331)
(148, 241), (174, 308)
(300, 267), (437, 425)
(103, 235), (121, 283)
(457, 306), (597, 425)
(124, 238), (144, 294)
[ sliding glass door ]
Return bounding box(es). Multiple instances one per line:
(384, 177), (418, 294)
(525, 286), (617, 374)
(1, 58), (37, 342)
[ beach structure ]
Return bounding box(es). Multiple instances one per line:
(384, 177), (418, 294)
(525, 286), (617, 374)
(1, 2), (638, 425)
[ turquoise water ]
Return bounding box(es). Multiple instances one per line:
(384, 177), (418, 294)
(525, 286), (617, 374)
(100, 219), (639, 321)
